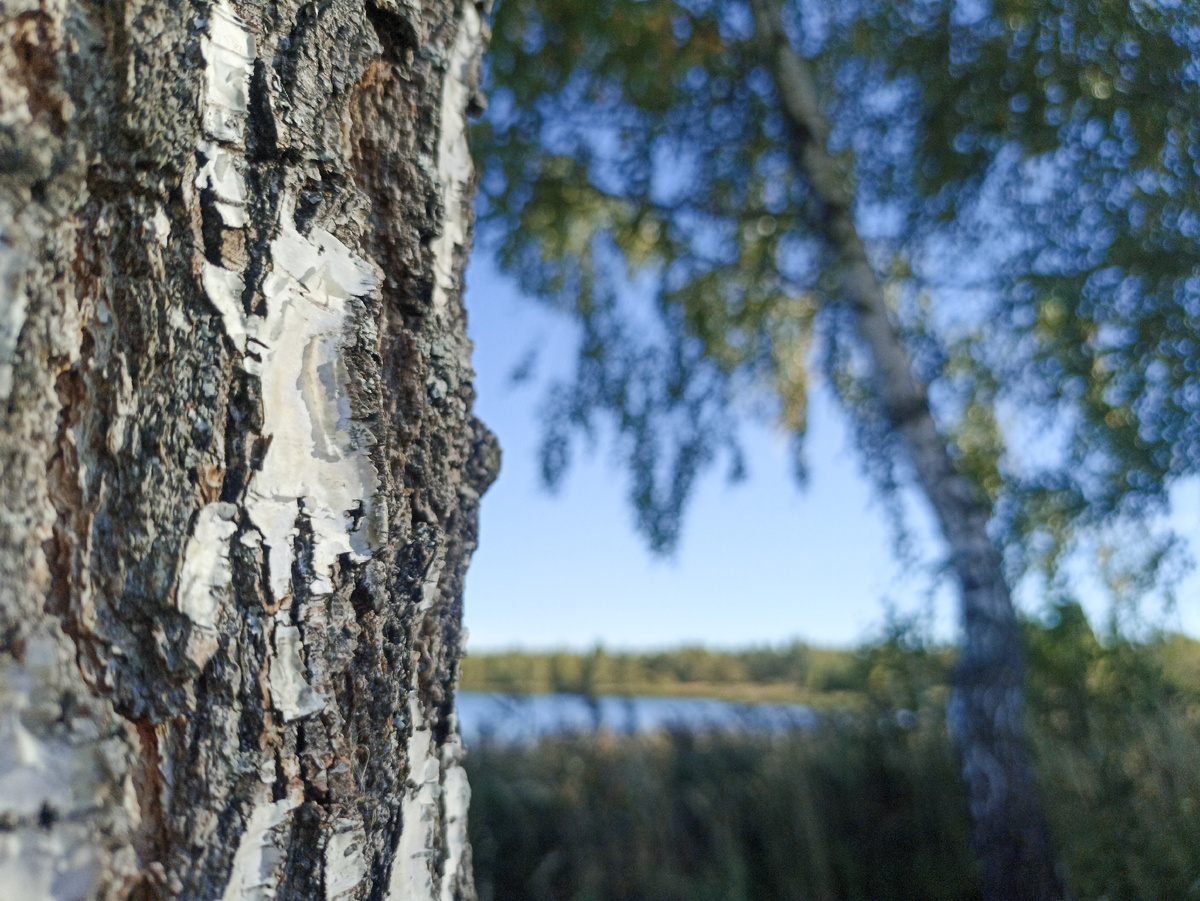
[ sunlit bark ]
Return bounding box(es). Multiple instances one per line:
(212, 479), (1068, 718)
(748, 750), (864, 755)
(0, 1), (495, 898)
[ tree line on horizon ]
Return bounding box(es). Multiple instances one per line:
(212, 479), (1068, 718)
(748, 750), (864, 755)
(460, 605), (1200, 707)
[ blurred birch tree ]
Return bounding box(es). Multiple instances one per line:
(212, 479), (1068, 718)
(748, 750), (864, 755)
(473, 1), (1200, 899)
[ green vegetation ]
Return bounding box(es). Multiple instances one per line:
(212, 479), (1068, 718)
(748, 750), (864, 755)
(468, 726), (980, 901)
(465, 610), (1200, 900)
(476, 0), (1200, 569)
(461, 613), (1200, 709)
(476, 3), (1200, 891)
(460, 641), (870, 705)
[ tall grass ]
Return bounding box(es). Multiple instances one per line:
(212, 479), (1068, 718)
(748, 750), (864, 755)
(466, 721), (981, 901)
(464, 608), (1200, 901)
(1024, 605), (1200, 899)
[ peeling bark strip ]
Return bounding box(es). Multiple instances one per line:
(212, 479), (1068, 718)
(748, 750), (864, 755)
(0, 1), (496, 899)
(747, 2), (1067, 900)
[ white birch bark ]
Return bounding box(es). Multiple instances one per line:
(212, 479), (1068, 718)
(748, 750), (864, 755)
(0, 1), (496, 898)
(748, 2), (1067, 899)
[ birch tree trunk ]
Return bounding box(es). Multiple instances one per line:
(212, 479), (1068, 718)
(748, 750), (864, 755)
(748, 2), (1068, 899)
(0, 1), (496, 899)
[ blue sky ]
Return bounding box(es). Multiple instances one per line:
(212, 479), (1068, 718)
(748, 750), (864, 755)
(461, 256), (1200, 651)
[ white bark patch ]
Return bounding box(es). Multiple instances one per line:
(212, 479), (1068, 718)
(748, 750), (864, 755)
(0, 5), (42, 402)
(195, 2), (384, 604)
(202, 262), (249, 350)
(438, 737), (471, 901)
(0, 214), (28, 401)
(196, 142), (249, 226)
(324, 817), (368, 901)
(244, 209), (384, 602)
(267, 613), (326, 722)
(103, 352), (136, 456)
(219, 796), (298, 901)
(195, 1), (253, 346)
(383, 705), (473, 901)
(200, 0), (255, 144)
(429, 4), (481, 315)
(0, 830), (98, 901)
(419, 538), (447, 614)
(195, 0), (252, 361)
(176, 502), (238, 668)
(386, 699), (442, 901)
(0, 641), (101, 820)
(149, 206), (172, 246)
(0, 638), (105, 901)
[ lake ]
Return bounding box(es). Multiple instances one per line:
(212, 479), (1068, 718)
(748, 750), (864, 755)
(456, 691), (819, 744)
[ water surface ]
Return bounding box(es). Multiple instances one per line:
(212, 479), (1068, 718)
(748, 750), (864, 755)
(457, 691), (818, 744)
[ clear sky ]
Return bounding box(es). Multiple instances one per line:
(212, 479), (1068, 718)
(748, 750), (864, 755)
(461, 255), (1200, 651)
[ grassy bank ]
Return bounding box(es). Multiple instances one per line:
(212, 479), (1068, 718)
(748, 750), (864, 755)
(464, 608), (1200, 900)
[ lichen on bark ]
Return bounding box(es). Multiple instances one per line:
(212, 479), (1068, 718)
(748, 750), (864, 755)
(0, 1), (496, 899)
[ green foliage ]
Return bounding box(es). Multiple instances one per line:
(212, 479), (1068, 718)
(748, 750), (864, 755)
(847, 613), (955, 714)
(460, 641), (860, 705)
(476, 0), (1200, 584)
(478, 0), (820, 549)
(464, 618), (1200, 900)
(461, 618), (1200, 709)
(851, 0), (1200, 571)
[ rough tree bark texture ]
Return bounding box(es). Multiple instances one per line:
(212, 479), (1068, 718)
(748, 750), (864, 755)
(748, 2), (1067, 900)
(0, 1), (497, 899)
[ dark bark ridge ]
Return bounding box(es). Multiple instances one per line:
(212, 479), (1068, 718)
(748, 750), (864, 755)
(748, 1), (1068, 899)
(0, 1), (495, 899)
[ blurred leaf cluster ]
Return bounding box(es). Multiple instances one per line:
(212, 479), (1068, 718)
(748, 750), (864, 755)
(479, 0), (815, 548)
(848, 0), (1200, 581)
(475, 0), (1200, 587)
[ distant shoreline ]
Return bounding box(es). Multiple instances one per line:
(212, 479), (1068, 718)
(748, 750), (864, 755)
(460, 629), (1200, 707)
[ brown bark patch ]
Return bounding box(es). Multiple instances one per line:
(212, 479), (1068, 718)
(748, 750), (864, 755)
(8, 11), (67, 136)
